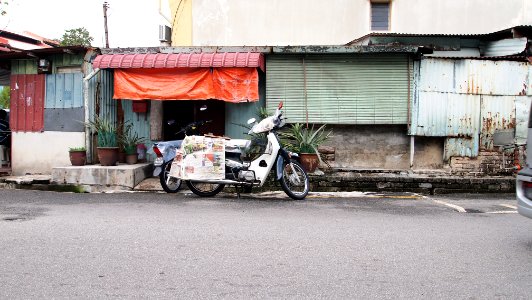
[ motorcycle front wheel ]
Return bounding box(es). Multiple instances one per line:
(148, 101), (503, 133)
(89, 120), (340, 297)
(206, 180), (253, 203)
(186, 181), (225, 197)
(159, 159), (181, 193)
(279, 159), (310, 200)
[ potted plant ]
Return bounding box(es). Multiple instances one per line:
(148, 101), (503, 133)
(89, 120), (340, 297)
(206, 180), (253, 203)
(120, 122), (145, 165)
(279, 123), (331, 173)
(86, 116), (119, 166)
(68, 146), (86, 166)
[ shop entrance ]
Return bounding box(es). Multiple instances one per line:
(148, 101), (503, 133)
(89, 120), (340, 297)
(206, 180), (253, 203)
(163, 100), (225, 140)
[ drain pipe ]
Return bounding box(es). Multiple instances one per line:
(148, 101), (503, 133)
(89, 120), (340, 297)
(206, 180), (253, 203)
(83, 68), (101, 164)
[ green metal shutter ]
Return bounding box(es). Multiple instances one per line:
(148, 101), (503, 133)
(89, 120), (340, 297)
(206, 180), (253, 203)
(266, 54), (411, 124)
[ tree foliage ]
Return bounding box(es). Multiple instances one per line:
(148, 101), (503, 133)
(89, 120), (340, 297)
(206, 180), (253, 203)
(0, 86), (9, 109)
(60, 27), (94, 46)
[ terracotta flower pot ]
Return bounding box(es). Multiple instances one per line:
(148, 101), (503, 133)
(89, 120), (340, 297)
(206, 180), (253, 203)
(299, 153), (319, 173)
(69, 150), (86, 166)
(97, 147), (119, 166)
(125, 153), (138, 165)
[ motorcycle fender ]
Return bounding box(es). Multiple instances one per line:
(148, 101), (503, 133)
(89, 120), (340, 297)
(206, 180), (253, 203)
(275, 149), (292, 181)
(153, 166), (162, 177)
(276, 156), (284, 181)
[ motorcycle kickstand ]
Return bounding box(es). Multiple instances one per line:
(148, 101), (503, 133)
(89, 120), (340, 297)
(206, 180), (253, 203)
(235, 185), (241, 199)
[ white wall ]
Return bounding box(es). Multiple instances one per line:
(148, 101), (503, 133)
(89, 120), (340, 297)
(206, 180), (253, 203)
(12, 132), (85, 175)
(190, 0), (532, 46)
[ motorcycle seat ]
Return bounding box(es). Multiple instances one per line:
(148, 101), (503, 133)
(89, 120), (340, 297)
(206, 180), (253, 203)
(225, 139), (251, 153)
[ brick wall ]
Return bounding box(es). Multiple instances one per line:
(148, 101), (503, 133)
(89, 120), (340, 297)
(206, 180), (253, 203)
(450, 150), (516, 175)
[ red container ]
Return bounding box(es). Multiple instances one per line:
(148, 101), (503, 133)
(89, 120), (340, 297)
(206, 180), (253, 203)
(132, 101), (148, 113)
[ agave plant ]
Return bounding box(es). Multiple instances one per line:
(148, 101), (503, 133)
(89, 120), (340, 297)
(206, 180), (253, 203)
(85, 116), (118, 148)
(119, 122), (145, 154)
(279, 123), (332, 154)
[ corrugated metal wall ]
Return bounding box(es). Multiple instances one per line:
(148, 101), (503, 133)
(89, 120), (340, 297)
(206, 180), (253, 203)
(9, 74), (45, 132)
(122, 100), (151, 143)
(44, 73), (84, 132)
(45, 73), (84, 108)
(88, 69), (116, 125)
(266, 54), (412, 124)
(50, 54), (84, 71)
(11, 60), (38, 75)
(411, 57), (532, 159)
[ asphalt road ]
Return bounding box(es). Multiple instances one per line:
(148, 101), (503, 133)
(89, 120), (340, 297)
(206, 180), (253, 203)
(0, 189), (531, 299)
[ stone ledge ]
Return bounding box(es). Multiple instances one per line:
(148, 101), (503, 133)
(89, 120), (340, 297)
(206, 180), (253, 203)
(51, 163), (152, 190)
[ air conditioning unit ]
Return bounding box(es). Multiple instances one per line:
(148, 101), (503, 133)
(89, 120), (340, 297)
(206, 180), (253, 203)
(159, 25), (172, 42)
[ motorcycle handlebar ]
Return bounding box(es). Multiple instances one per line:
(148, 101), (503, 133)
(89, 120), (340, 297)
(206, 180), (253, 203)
(175, 120), (213, 135)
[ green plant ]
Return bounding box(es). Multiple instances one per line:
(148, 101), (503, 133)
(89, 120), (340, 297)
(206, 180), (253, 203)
(69, 146), (86, 152)
(120, 122), (145, 154)
(85, 116), (118, 148)
(279, 123), (332, 154)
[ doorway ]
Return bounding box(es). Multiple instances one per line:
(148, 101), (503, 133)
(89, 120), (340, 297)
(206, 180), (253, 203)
(163, 100), (225, 140)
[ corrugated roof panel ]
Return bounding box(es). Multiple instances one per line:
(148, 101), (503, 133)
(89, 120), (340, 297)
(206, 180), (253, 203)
(413, 91), (480, 137)
(92, 52), (265, 71)
(419, 58), (529, 96)
(481, 38), (528, 57)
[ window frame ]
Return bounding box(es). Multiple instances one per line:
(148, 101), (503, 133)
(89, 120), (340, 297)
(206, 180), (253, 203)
(370, 0), (391, 31)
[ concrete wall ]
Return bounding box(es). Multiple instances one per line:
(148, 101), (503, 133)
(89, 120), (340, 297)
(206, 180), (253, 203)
(12, 132), (85, 175)
(323, 125), (443, 170)
(168, 0), (532, 46)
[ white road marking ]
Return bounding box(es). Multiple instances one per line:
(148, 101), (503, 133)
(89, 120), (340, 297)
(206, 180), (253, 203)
(433, 200), (467, 213)
(486, 210), (518, 214)
(498, 204), (517, 210)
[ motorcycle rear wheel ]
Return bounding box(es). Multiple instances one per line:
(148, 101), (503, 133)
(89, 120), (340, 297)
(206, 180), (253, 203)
(159, 159), (181, 193)
(279, 159), (310, 200)
(186, 181), (225, 197)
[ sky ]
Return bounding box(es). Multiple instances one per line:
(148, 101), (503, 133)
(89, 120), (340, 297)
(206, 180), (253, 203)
(0, 0), (172, 48)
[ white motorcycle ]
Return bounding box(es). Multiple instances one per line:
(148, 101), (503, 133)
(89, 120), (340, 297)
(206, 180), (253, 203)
(170, 102), (310, 200)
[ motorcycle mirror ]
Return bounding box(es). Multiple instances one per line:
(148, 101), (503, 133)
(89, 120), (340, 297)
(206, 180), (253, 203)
(200, 105), (207, 111)
(167, 120), (176, 126)
(247, 118), (256, 125)
(278, 101), (283, 109)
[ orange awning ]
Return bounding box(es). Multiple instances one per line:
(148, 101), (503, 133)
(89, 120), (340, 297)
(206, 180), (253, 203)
(113, 67), (259, 102)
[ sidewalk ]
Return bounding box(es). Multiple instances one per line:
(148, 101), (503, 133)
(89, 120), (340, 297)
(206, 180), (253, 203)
(0, 168), (516, 195)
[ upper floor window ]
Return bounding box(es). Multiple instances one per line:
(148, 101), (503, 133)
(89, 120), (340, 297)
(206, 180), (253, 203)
(371, 1), (390, 31)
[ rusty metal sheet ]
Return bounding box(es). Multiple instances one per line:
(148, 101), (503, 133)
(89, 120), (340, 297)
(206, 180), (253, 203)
(480, 95), (516, 150)
(445, 136), (479, 159)
(412, 91), (480, 137)
(515, 96), (532, 145)
(419, 58), (529, 96)
(9, 74), (45, 132)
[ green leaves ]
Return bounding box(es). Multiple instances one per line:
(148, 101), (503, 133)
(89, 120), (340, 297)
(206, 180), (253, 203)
(60, 27), (94, 47)
(279, 123), (332, 154)
(85, 116), (118, 148)
(0, 86), (9, 109)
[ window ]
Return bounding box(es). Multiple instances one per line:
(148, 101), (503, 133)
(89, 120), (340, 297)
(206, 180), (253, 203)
(371, 1), (390, 31)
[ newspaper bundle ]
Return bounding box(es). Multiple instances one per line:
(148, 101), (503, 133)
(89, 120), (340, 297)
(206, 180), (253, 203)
(169, 135), (225, 180)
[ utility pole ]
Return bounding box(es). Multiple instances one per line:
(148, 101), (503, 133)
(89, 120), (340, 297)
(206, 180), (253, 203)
(103, 2), (110, 48)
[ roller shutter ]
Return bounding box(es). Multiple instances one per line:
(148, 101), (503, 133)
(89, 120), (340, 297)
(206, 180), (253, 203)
(266, 54), (412, 124)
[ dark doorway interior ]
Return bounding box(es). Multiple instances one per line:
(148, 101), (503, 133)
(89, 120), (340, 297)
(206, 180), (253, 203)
(163, 100), (225, 141)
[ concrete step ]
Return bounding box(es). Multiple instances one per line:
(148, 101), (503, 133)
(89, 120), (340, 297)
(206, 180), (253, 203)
(51, 163), (152, 192)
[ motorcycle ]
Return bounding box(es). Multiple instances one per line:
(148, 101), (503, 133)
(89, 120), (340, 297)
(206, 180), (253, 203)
(170, 102), (310, 200)
(152, 119), (212, 193)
